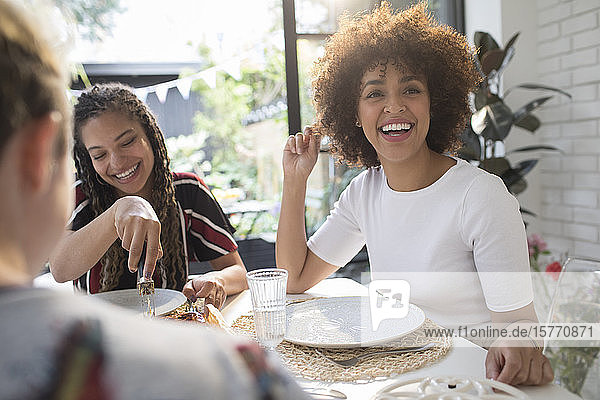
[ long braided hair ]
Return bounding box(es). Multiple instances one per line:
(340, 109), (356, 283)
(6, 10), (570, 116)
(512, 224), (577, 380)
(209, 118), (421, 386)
(73, 83), (186, 292)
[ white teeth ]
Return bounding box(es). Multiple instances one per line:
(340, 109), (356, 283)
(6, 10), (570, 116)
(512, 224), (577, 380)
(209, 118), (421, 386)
(381, 122), (412, 132)
(115, 164), (138, 179)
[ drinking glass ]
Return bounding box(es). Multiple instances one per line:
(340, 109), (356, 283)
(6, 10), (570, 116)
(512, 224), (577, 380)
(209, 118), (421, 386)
(246, 268), (288, 350)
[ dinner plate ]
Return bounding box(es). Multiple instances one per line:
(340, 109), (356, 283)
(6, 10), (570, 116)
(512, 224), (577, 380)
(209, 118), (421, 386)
(92, 288), (187, 316)
(285, 296), (425, 348)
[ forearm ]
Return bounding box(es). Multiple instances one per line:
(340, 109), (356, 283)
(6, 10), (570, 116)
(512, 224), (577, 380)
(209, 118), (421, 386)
(203, 264), (248, 295)
(490, 302), (542, 348)
(49, 205), (118, 282)
(276, 177), (310, 291)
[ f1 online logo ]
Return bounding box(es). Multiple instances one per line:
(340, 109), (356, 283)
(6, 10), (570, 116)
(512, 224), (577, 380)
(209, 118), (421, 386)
(368, 280), (411, 330)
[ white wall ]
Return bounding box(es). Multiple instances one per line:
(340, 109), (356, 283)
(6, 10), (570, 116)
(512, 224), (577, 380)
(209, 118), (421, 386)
(465, 0), (600, 259)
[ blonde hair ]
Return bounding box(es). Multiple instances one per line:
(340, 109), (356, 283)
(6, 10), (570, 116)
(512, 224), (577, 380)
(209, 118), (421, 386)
(0, 0), (72, 156)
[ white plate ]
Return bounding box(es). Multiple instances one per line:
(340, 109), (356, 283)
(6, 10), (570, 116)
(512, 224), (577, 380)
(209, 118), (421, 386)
(92, 288), (187, 316)
(285, 296), (425, 348)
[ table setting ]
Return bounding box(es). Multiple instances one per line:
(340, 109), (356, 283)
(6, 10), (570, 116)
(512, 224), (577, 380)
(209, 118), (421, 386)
(36, 269), (580, 399)
(221, 275), (581, 400)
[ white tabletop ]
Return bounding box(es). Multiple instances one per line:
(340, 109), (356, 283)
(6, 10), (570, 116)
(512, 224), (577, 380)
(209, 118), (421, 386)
(221, 277), (579, 400)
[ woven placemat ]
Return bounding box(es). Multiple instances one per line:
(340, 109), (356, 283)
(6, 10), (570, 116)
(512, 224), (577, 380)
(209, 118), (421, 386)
(231, 304), (452, 382)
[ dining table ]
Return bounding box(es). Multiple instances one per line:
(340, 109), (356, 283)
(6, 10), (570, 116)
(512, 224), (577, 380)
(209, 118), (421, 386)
(221, 277), (580, 400)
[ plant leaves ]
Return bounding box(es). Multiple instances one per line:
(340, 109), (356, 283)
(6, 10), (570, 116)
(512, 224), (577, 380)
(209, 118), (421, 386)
(501, 170), (528, 194)
(484, 101), (514, 141)
(504, 32), (520, 54)
(481, 49), (504, 75)
(513, 96), (553, 123)
(474, 88), (501, 110)
(514, 114), (541, 132)
(514, 159), (538, 177)
(480, 157), (511, 176)
(474, 31), (500, 62)
(458, 126), (482, 160)
(504, 83), (572, 99)
(507, 145), (562, 154)
(471, 107), (488, 134)
(520, 207), (537, 217)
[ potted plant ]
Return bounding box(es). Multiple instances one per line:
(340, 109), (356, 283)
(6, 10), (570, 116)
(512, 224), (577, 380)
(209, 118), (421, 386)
(458, 31), (571, 216)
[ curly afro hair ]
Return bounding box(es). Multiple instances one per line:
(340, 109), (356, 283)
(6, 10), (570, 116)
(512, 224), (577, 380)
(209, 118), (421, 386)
(312, 1), (481, 168)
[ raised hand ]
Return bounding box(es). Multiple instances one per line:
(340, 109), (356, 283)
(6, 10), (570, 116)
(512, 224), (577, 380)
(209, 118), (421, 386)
(113, 196), (163, 279)
(282, 126), (321, 182)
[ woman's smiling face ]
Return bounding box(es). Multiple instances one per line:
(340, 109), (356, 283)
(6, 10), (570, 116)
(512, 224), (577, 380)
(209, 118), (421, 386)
(81, 111), (155, 199)
(357, 63), (431, 166)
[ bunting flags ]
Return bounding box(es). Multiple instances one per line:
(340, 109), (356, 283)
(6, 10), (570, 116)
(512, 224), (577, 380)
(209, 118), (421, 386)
(68, 57), (241, 103)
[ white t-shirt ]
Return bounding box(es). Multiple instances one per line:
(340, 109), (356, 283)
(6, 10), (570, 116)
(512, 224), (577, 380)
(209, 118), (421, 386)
(308, 158), (534, 327)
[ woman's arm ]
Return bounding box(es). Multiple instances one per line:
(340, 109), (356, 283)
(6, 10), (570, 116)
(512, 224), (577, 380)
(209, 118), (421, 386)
(49, 196), (162, 282)
(276, 129), (339, 293)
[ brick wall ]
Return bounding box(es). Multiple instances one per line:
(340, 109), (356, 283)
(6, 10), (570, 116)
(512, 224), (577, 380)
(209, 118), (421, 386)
(536, 0), (600, 258)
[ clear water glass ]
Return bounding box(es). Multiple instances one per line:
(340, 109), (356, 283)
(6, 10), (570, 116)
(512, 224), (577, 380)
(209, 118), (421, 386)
(246, 268), (288, 350)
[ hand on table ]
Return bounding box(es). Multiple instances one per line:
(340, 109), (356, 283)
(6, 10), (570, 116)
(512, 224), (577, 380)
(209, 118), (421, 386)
(183, 276), (227, 309)
(485, 339), (554, 386)
(113, 196), (163, 279)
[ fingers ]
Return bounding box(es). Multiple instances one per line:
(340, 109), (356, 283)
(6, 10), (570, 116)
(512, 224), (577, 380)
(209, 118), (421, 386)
(115, 199), (162, 275)
(182, 280), (197, 301)
(143, 226), (162, 279)
(127, 228), (146, 273)
(488, 346), (554, 386)
(541, 356), (554, 384)
(484, 351), (502, 381)
(185, 279), (227, 309)
(287, 126), (319, 155)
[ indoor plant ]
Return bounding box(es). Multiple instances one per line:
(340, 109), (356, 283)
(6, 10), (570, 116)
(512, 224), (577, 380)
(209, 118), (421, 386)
(458, 31), (571, 216)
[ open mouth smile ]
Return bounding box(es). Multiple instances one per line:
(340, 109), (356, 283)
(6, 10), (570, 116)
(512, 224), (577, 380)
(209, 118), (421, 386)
(113, 162), (140, 181)
(379, 122), (414, 141)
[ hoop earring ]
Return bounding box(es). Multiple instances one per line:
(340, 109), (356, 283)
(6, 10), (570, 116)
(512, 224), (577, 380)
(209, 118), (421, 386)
(355, 121), (361, 127)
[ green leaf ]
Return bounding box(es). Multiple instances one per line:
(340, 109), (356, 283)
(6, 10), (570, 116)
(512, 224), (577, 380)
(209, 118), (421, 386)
(483, 101), (514, 141)
(504, 83), (572, 99)
(509, 178), (527, 195)
(504, 32), (520, 53)
(507, 145), (562, 154)
(474, 31), (500, 62)
(457, 126), (482, 161)
(514, 159), (538, 177)
(480, 157), (511, 176)
(481, 49), (504, 75)
(514, 114), (541, 132)
(474, 89), (501, 110)
(513, 96), (553, 123)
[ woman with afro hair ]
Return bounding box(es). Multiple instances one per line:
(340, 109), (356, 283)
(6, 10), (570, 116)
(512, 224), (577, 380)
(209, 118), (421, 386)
(277, 2), (553, 387)
(49, 83), (247, 309)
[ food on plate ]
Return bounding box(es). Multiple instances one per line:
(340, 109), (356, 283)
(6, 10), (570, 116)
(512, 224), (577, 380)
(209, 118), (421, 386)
(162, 302), (230, 331)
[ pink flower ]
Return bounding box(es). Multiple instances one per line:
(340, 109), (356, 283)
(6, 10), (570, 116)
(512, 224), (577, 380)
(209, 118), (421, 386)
(527, 234), (547, 256)
(545, 261), (562, 281)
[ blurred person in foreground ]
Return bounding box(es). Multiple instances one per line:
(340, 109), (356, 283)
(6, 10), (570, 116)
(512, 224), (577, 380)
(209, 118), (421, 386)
(0, 1), (307, 398)
(277, 2), (553, 387)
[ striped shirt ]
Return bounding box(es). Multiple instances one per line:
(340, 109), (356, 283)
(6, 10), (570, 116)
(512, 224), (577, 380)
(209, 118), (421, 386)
(70, 172), (237, 294)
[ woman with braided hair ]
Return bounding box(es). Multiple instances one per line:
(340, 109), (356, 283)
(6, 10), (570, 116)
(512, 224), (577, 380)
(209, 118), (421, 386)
(49, 83), (247, 308)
